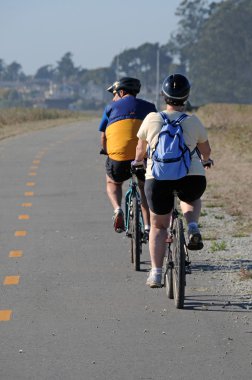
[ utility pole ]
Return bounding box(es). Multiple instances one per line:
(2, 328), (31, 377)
(155, 45), (160, 109)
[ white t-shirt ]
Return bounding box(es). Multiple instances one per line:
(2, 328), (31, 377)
(137, 110), (208, 179)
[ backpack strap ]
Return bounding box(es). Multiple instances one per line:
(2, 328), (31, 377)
(159, 112), (188, 125)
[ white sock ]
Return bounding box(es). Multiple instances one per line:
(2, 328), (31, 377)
(114, 207), (122, 212)
(151, 268), (162, 275)
(144, 225), (150, 231)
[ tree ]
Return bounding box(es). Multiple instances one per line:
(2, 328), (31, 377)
(168, 0), (218, 69)
(55, 52), (78, 82)
(0, 59), (6, 80)
(189, 0), (252, 104)
(35, 64), (55, 80)
(79, 67), (113, 87)
(5, 61), (24, 81)
(110, 43), (173, 93)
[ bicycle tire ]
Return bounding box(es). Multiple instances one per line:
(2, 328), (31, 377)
(131, 196), (141, 271)
(172, 218), (186, 309)
(164, 247), (174, 299)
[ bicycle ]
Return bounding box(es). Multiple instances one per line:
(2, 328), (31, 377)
(163, 192), (191, 309)
(125, 167), (146, 271)
(99, 150), (147, 271)
(163, 159), (213, 309)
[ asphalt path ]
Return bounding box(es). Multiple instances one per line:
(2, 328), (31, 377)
(0, 119), (251, 380)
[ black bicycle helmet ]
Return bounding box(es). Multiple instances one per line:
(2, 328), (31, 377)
(107, 77), (141, 95)
(161, 74), (190, 105)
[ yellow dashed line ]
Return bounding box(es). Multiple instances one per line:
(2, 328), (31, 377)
(24, 192), (34, 196)
(18, 214), (30, 220)
(21, 202), (32, 207)
(0, 310), (12, 321)
(4, 276), (20, 285)
(9, 250), (23, 258)
(26, 182), (35, 187)
(28, 172), (37, 176)
(33, 160), (40, 164)
(15, 231), (27, 237)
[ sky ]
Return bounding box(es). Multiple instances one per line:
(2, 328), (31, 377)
(1, 0), (182, 75)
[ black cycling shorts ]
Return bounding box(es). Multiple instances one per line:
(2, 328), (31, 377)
(145, 176), (206, 215)
(106, 157), (145, 183)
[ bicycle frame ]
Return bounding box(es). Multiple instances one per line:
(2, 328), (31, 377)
(124, 171), (145, 271)
(166, 193), (190, 265)
(167, 194), (179, 242)
(164, 192), (191, 308)
(124, 173), (144, 235)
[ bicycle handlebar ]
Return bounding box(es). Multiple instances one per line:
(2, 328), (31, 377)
(100, 149), (213, 172)
(202, 158), (214, 168)
(131, 165), (146, 175)
(99, 148), (107, 155)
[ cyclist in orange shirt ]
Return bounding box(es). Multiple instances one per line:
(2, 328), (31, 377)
(99, 77), (156, 235)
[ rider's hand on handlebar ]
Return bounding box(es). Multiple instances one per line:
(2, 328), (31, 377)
(131, 159), (145, 168)
(131, 160), (146, 173)
(202, 158), (214, 169)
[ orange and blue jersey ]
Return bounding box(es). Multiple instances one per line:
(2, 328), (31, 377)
(98, 95), (156, 161)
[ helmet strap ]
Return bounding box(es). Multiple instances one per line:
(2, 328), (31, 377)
(117, 89), (126, 98)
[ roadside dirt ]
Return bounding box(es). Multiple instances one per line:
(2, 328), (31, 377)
(188, 190), (252, 312)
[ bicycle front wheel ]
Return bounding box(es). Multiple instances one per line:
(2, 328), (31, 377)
(172, 218), (186, 309)
(131, 196), (141, 271)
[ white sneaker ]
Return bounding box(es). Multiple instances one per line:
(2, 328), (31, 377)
(146, 271), (162, 288)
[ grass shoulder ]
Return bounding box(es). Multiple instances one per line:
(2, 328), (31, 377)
(195, 103), (252, 234)
(0, 107), (100, 141)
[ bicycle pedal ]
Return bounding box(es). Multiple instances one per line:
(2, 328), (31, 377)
(168, 261), (174, 269)
(185, 267), (191, 274)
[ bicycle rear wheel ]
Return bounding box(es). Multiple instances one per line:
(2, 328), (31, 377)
(130, 196), (141, 271)
(164, 246), (174, 299)
(172, 218), (186, 309)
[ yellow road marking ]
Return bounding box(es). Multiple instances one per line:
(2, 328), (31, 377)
(9, 250), (23, 258)
(15, 231), (27, 237)
(26, 182), (35, 187)
(4, 276), (20, 285)
(21, 203), (32, 207)
(18, 214), (30, 220)
(33, 160), (40, 164)
(24, 192), (34, 196)
(28, 172), (37, 176)
(0, 310), (12, 321)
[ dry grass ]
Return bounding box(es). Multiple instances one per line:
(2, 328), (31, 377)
(195, 104), (252, 234)
(0, 108), (98, 140)
(0, 108), (84, 127)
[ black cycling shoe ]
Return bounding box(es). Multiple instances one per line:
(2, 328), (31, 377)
(187, 227), (204, 250)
